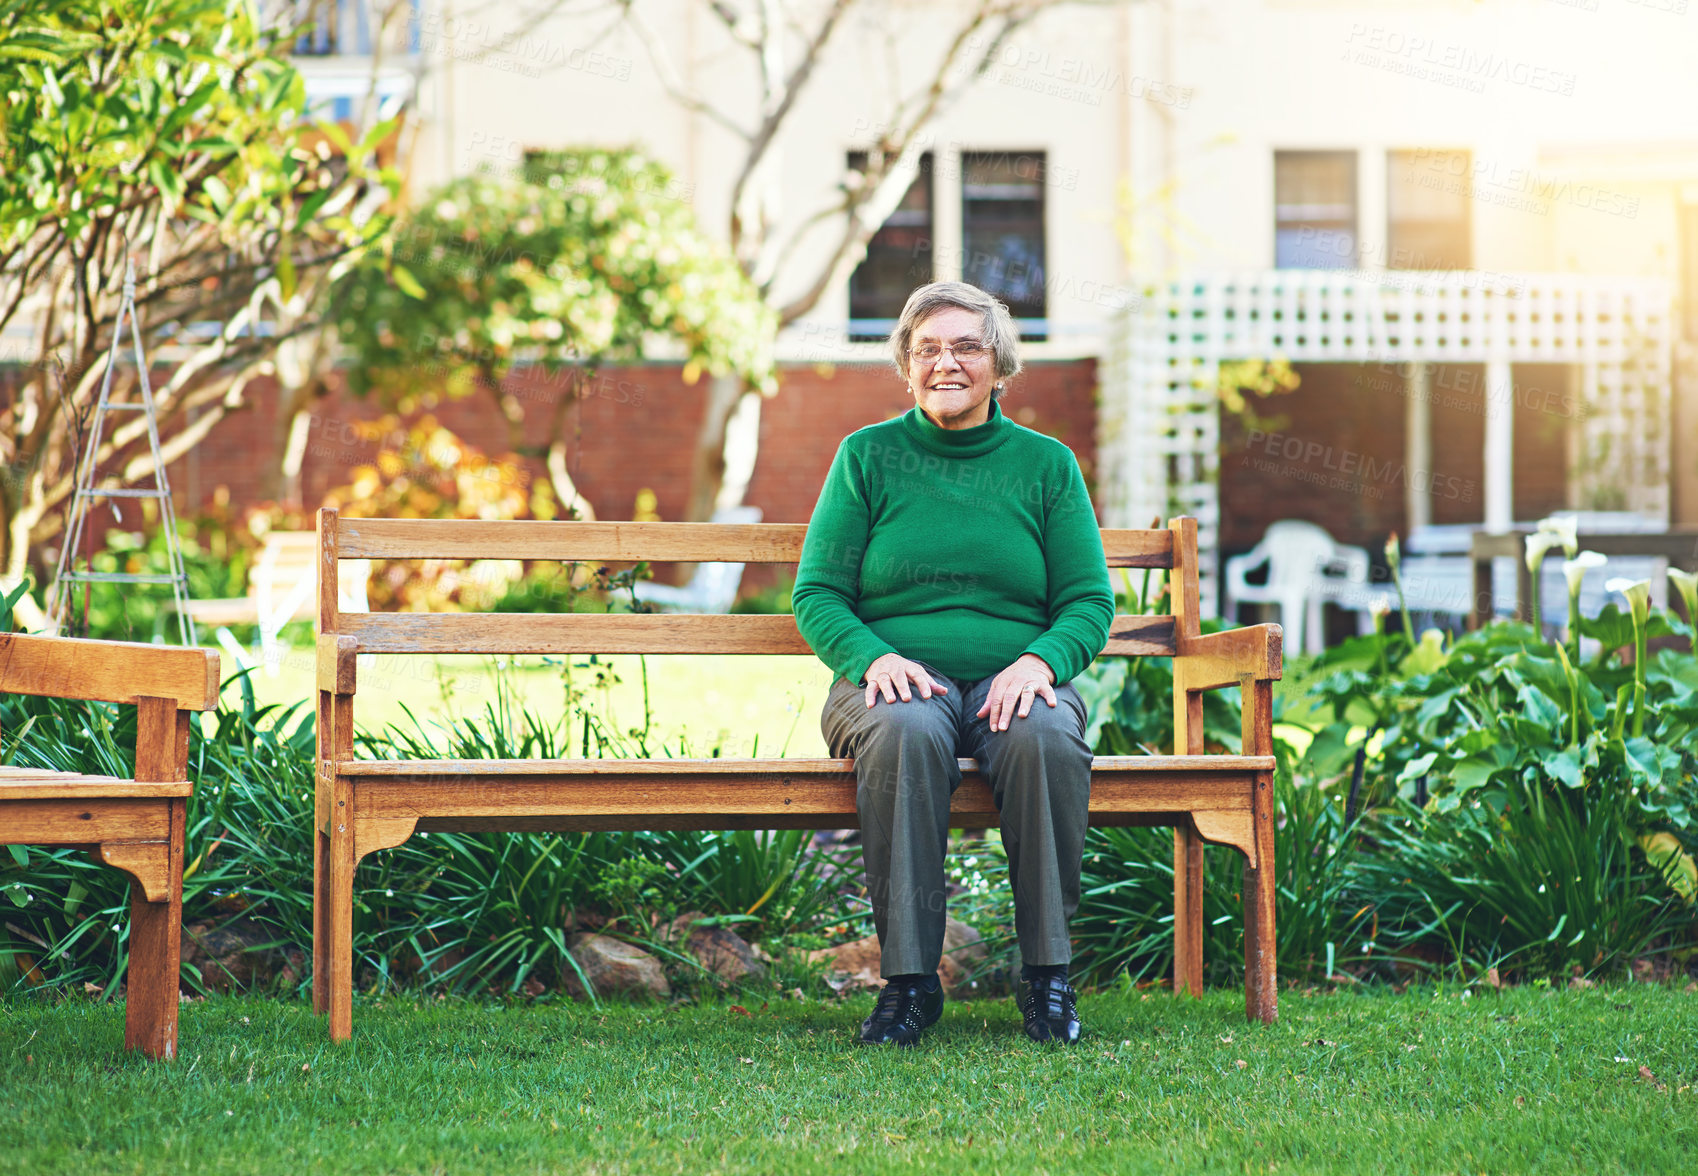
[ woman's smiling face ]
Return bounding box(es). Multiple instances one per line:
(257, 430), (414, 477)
(907, 306), (997, 430)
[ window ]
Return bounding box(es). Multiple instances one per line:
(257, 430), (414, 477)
(1274, 151), (1357, 269)
(847, 152), (934, 340)
(961, 151), (1047, 338)
(276, 0), (412, 57)
(1387, 150), (1472, 270)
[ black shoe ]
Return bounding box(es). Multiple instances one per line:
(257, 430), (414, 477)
(1021, 976), (1082, 1043)
(859, 977), (944, 1046)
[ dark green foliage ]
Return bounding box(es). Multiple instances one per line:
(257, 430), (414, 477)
(6, 587), (1696, 998)
(1069, 771), (1374, 989)
(1361, 775), (1690, 978)
(0, 684), (318, 994)
(2, 666), (860, 1000)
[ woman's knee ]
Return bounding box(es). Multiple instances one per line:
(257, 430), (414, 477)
(995, 698), (1087, 758)
(858, 698), (957, 756)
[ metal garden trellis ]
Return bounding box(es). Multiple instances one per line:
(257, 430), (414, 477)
(48, 259), (198, 645)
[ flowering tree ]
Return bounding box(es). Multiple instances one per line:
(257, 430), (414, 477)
(0, 0), (399, 592)
(332, 148), (775, 518)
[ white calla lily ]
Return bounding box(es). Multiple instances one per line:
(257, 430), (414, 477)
(1538, 514), (1580, 559)
(1670, 567), (1698, 614)
(1605, 577), (1651, 626)
(1671, 568), (1698, 655)
(1525, 531), (1561, 576)
(1563, 551), (1607, 597)
(1605, 577), (1652, 737)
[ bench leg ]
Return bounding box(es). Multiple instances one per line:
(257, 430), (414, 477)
(312, 816), (330, 1017)
(327, 816), (355, 1042)
(314, 776), (356, 1042)
(1173, 826), (1205, 997)
(1242, 772), (1277, 1024)
(123, 800), (184, 1059)
(314, 686), (356, 1041)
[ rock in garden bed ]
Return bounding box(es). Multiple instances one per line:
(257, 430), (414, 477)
(665, 913), (766, 984)
(562, 932), (671, 1000)
(180, 918), (305, 995)
(808, 917), (986, 995)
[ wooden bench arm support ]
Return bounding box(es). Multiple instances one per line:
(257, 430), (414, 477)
(1174, 623), (1283, 692)
(0, 632), (218, 710)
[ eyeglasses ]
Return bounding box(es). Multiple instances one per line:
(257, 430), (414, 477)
(909, 340), (989, 364)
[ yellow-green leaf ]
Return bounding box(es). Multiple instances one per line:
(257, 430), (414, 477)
(391, 264), (426, 299)
(1639, 833), (1696, 902)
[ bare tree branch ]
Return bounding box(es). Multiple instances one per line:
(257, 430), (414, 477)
(773, 4), (1043, 324)
(727, 0), (853, 269)
(614, 0), (753, 140)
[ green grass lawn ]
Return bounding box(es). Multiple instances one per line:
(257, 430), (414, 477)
(3, 985), (1692, 1175)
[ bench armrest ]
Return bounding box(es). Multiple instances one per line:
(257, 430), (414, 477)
(1174, 623), (1283, 693)
(0, 633), (218, 710)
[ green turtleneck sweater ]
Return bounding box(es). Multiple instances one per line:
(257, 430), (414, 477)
(792, 400), (1114, 687)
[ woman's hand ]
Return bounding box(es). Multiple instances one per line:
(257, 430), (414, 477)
(862, 653), (950, 708)
(975, 653), (1057, 732)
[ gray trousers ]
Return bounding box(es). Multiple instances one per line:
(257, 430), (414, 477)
(821, 663), (1092, 978)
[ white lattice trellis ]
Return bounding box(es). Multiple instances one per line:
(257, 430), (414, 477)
(1100, 271), (1675, 615)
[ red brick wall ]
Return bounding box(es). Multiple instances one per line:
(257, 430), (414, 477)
(94, 358), (1098, 595)
(1220, 360), (1573, 558)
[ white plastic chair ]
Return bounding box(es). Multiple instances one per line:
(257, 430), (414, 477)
(1223, 520), (1371, 654)
(631, 506), (762, 613)
(204, 532), (369, 677)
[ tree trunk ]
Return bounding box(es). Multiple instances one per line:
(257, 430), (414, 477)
(686, 375), (755, 523)
(546, 370), (597, 521)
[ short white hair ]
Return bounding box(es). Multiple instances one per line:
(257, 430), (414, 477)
(889, 281), (1023, 395)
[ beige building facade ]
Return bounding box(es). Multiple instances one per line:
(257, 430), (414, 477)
(294, 0), (1698, 540)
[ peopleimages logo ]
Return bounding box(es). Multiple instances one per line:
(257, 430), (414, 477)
(1406, 149), (1639, 220)
(964, 32), (1194, 108)
(1245, 430), (1475, 503)
(1343, 25), (1579, 96)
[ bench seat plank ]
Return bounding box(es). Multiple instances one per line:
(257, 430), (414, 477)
(1, 797), (182, 843)
(352, 772), (1259, 819)
(336, 754), (1276, 776)
(0, 769), (194, 798)
(347, 772), (1269, 869)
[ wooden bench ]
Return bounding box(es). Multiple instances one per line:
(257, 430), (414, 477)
(0, 632), (219, 1059)
(312, 509), (1282, 1041)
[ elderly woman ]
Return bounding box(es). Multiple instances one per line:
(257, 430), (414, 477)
(793, 281), (1114, 1046)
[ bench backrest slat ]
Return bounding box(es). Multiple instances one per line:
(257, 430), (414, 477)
(333, 518), (1174, 568)
(336, 611), (1179, 658)
(0, 633), (219, 709)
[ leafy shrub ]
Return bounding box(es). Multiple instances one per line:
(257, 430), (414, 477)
(1360, 773), (1690, 978)
(1069, 769), (1376, 989)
